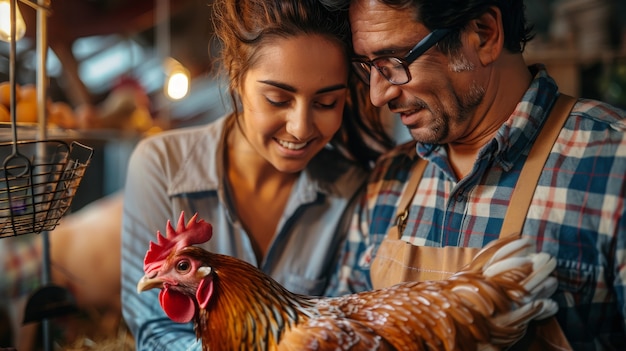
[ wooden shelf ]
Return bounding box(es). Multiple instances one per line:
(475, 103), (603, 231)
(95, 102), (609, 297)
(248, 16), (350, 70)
(524, 44), (626, 97)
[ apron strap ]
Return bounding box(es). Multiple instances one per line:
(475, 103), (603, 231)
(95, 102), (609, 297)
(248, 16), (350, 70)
(389, 93), (577, 240)
(500, 94), (577, 236)
(391, 158), (427, 240)
(376, 94), (577, 351)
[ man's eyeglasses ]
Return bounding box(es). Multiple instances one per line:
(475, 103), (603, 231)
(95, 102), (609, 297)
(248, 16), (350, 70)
(352, 28), (452, 85)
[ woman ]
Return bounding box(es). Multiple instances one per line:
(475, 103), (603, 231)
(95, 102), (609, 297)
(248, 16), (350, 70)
(120, 0), (393, 349)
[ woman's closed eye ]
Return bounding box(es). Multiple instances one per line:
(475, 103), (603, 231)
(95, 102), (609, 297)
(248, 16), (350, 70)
(265, 96), (338, 109)
(266, 96), (290, 107)
(313, 100), (337, 109)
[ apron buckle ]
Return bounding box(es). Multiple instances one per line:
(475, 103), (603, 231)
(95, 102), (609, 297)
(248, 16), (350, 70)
(396, 209), (408, 235)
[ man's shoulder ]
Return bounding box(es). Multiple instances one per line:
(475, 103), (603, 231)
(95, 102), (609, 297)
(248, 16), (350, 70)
(378, 140), (418, 162)
(308, 148), (370, 198)
(571, 98), (626, 128)
(368, 140), (420, 184)
(373, 140), (419, 169)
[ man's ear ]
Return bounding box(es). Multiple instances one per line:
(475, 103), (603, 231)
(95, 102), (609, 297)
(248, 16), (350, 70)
(467, 6), (504, 66)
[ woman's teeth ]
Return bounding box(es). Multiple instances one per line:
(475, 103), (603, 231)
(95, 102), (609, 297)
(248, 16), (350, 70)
(278, 140), (308, 150)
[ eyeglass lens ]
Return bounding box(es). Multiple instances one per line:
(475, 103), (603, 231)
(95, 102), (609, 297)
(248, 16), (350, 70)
(352, 28), (451, 85)
(354, 58), (407, 85)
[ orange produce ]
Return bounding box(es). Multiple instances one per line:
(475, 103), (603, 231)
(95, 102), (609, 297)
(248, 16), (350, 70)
(0, 82), (79, 128)
(0, 81), (20, 108)
(48, 101), (77, 128)
(19, 84), (37, 103)
(0, 104), (9, 122)
(16, 99), (38, 123)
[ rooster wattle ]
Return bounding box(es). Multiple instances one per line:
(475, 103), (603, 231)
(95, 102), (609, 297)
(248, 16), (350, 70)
(137, 212), (559, 351)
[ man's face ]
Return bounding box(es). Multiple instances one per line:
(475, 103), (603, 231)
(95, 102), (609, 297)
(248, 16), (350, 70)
(349, 0), (485, 145)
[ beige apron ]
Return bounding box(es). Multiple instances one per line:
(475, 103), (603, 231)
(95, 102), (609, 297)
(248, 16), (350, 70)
(370, 95), (577, 350)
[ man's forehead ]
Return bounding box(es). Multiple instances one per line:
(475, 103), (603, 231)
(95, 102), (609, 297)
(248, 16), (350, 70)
(349, 0), (419, 24)
(348, 0), (426, 57)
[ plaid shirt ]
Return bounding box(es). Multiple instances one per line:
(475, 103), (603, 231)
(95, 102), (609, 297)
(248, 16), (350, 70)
(325, 65), (626, 350)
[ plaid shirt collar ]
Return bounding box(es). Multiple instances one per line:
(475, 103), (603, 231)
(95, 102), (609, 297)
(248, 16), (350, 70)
(416, 64), (558, 178)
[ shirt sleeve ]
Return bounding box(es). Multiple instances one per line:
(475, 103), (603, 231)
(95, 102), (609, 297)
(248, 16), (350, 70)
(615, 212), (626, 334)
(120, 138), (200, 350)
(324, 188), (374, 296)
(324, 149), (412, 297)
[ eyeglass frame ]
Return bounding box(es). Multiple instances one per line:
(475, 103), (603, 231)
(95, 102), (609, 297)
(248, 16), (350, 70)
(351, 28), (453, 85)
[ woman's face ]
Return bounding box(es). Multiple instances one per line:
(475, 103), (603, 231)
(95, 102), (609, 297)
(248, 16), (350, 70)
(238, 34), (348, 173)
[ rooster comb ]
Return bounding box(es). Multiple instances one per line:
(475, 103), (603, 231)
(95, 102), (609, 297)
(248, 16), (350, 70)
(143, 212), (213, 273)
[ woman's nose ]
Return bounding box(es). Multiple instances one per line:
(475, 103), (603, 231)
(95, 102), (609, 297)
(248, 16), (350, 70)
(286, 106), (314, 140)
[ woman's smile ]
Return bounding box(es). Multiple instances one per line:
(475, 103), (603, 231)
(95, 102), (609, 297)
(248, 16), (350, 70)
(275, 138), (309, 151)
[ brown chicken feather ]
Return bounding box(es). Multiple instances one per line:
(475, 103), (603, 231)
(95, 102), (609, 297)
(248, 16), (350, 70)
(137, 212), (558, 351)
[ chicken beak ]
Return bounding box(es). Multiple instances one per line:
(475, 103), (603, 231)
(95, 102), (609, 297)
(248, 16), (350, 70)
(137, 274), (164, 293)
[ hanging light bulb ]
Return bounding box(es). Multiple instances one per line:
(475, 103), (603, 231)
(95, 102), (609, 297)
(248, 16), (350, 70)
(0, 0), (26, 42)
(164, 57), (190, 100)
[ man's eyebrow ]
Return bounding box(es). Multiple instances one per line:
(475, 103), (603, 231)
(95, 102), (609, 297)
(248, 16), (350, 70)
(259, 80), (347, 94)
(353, 46), (407, 60)
(374, 48), (402, 56)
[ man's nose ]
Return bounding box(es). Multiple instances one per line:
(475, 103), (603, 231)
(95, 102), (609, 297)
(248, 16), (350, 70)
(369, 69), (401, 108)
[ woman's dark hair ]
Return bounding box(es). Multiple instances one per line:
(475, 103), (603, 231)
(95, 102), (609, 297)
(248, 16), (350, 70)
(211, 0), (394, 169)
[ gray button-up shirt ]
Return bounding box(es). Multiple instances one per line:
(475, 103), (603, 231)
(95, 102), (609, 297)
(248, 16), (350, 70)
(121, 116), (368, 350)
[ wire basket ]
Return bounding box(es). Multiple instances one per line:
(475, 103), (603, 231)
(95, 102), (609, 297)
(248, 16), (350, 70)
(0, 139), (93, 238)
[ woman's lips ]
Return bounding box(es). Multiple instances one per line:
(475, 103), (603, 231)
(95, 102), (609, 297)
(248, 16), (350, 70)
(276, 139), (308, 150)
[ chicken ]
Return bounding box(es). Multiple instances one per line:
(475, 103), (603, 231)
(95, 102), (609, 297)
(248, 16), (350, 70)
(137, 212), (559, 351)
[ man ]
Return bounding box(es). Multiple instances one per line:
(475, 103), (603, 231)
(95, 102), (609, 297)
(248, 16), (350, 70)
(322, 0), (626, 349)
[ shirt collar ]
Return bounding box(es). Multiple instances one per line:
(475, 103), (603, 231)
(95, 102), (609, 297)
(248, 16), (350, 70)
(492, 64), (559, 170)
(167, 116), (334, 200)
(168, 121), (224, 196)
(416, 64), (559, 172)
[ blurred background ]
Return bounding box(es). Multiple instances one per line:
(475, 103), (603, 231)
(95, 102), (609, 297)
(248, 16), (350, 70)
(0, 0), (625, 350)
(524, 0), (626, 106)
(0, 1), (230, 350)
(0, 0), (231, 207)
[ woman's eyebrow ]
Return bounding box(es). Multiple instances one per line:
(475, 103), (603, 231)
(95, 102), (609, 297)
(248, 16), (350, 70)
(259, 80), (347, 94)
(259, 80), (296, 92)
(316, 84), (347, 94)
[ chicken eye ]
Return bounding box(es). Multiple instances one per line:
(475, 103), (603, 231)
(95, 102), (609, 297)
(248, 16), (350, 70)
(176, 259), (191, 273)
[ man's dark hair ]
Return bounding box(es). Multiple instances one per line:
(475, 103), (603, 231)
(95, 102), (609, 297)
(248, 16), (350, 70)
(321, 0), (534, 53)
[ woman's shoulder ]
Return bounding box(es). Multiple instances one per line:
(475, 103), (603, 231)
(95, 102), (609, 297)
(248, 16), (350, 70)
(138, 116), (227, 146)
(132, 116), (228, 158)
(127, 116), (228, 181)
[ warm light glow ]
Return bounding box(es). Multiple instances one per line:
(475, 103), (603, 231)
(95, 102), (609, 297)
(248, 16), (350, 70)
(165, 71), (189, 100)
(0, 0), (26, 42)
(163, 57), (190, 100)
